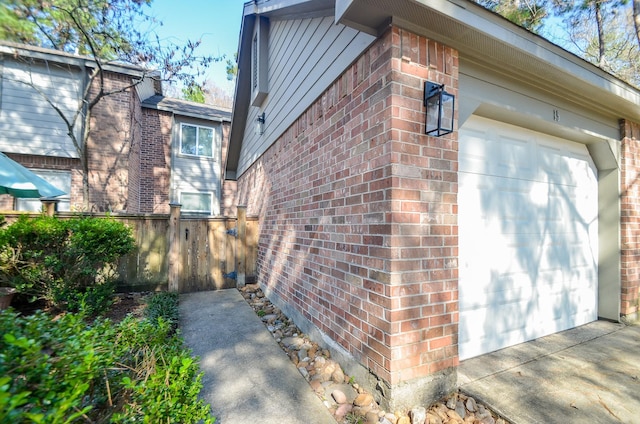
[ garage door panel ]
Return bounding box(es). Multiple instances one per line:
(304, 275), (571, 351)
(460, 299), (596, 359)
(496, 135), (535, 179)
(459, 116), (598, 360)
(461, 175), (567, 229)
(459, 129), (495, 174)
(460, 266), (595, 312)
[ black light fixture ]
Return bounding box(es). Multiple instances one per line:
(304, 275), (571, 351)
(424, 82), (455, 137)
(255, 112), (266, 136)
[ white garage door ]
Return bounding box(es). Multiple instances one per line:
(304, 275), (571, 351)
(458, 116), (598, 360)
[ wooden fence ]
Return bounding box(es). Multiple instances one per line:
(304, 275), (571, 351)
(0, 205), (258, 293)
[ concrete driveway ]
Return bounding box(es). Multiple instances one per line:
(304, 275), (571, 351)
(458, 320), (640, 423)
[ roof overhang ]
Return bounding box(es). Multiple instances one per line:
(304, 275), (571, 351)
(227, 0), (640, 179)
(141, 95), (232, 122)
(0, 40), (150, 78)
(335, 0), (640, 123)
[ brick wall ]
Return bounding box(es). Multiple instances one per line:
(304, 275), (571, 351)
(220, 122), (238, 217)
(236, 26), (459, 407)
(138, 108), (172, 214)
(0, 196), (11, 210)
(87, 71), (136, 212)
(128, 95), (142, 213)
(621, 119), (640, 318)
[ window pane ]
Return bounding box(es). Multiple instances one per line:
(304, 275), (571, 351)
(181, 192), (211, 213)
(16, 170), (71, 212)
(198, 128), (213, 157)
(16, 199), (43, 212)
(17, 198), (71, 212)
(181, 125), (197, 155)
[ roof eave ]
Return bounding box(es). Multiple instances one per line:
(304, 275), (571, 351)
(228, 0), (640, 179)
(335, 0), (640, 122)
(0, 41), (150, 78)
(141, 103), (230, 122)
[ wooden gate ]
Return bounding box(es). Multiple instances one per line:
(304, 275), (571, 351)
(177, 218), (234, 291)
(169, 205), (257, 293)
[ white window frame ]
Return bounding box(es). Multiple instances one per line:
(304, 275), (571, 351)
(180, 191), (213, 215)
(179, 123), (215, 158)
(16, 169), (71, 212)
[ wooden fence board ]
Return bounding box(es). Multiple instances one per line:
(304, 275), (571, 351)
(0, 210), (257, 293)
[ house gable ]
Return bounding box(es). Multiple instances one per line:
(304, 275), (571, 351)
(226, 2), (376, 179)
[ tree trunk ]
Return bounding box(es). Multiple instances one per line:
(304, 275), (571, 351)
(594, 0), (606, 67)
(81, 102), (92, 211)
(634, 0), (640, 50)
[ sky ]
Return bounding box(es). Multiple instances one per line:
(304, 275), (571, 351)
(147, 0), (247, 96)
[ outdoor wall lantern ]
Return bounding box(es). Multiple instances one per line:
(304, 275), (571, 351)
(424, 81), (455, 137)
(255, 112), (266, 136)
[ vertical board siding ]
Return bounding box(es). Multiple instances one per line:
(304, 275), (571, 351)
(237, 16), (376, 175)
(0, 212), (258, 292)
(0, 59), (82, 157)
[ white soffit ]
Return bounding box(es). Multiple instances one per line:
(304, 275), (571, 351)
(335, 0), (640, 123)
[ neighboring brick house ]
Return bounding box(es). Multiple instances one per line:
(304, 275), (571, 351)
(226, 0), (640, 410)
(0, 41), (231, 215)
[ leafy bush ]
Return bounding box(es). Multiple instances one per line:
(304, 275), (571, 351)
(0, 309), (214, 423)
(0, 215), (135, 314)
(145, 291), (180, 328)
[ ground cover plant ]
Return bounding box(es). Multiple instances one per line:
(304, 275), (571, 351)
(0, 292), (215, 423)
(145, 291), (179, 329)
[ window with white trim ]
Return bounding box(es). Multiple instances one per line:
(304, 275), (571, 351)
(180, 192), (213, 214)
(180, 124), (214, 157)
(16, 169), (71, 212)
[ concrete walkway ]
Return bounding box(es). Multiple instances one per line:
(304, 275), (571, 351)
(459, 320), (640, 423)
(179, 289), (336, 424)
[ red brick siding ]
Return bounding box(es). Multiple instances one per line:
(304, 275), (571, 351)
(86, 71), (135, 212)
(237, 26), (458, 386)
(127, 96), (142, 213)
(621, 119), (640, 317)
(0, 196), (11, 210)
(0, 195), (11, 210)
(220, 122), (238, 216)
(138, 109), (172, 214)
(387, 28), (459, 382)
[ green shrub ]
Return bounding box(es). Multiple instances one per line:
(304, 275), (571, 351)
(54, 280), (117, 316)
(145, 291), (180, 328)
(0, 215), (135, 314)
(0, 309), (214, 423)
